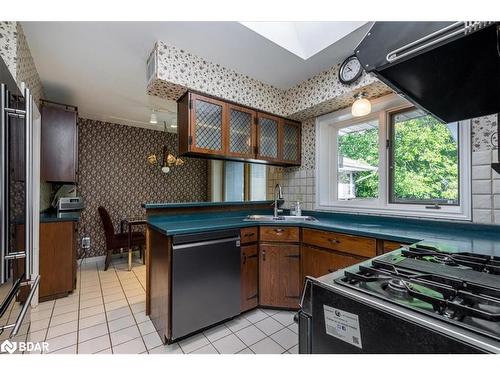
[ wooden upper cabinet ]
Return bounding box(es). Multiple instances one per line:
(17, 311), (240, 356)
(177, 91), (301, 166)
(281, 120), (301, 165)
(227, 104), (256, 158)
(189, 93), (227, 156)
(255, 113), (281, 163)
(41, 102), (78, 183)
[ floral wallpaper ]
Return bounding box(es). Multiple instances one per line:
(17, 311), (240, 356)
(78, 118), (208, 258)
(148, 42), (285, 116)
(16, 23), (44, 105)
(147, 42), (391, 122)
(0, 21), (44, 104)
(0, 21), (17, 78)
(472, 114), (498, 151)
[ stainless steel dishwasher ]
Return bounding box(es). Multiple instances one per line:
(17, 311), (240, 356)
(171, 229), (241, 340)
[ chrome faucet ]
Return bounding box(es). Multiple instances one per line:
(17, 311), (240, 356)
(273, 183), (283, 219)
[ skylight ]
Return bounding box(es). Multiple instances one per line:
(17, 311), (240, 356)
(240, 21), (367, 60)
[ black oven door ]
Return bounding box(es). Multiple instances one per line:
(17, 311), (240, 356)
(301, 279), (490, 354)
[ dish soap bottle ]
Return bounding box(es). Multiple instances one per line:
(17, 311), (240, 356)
(295, 201), (302, 217)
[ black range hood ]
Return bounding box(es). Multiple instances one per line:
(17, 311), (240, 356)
(356, 21), (500, 124)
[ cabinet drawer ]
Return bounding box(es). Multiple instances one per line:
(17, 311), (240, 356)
(302, 228), (376, 258)
(383, 240), (408, 254)
(301, 245), (364, 282)
(260, 226), (299, 243)
(240, 227), (258, 244)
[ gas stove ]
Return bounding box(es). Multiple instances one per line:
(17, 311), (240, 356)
(299, 242), (500, 353)
(335, 243), (500, 342)
(401, 243), (500, 275)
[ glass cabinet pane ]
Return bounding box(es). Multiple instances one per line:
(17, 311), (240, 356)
(229, 108), (252, 155)
(258, 117), (278, 158)
(194, 99), (223, 151)
(282, 123), (299, 161)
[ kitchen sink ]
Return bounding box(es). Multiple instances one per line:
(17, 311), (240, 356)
(244, 215), (318, 222)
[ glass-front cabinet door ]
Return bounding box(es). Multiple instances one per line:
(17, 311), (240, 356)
(189, 93), (226, 155)
(256, 113), (280, 162)
(227, 104), (256, 158)
(281, 121), (301, 165)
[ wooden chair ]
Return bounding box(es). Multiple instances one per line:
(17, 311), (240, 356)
(98, 206), (145, 271)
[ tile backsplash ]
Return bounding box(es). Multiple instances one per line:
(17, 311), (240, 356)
(471, 114), (499, 224)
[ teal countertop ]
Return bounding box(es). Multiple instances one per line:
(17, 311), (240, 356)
(143, 200), (274, 209)
(147, 207), (500, 255)
(40, 211), (80, 223)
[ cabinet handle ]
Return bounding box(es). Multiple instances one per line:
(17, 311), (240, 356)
(247, 254), (258, 259)
(262, 250), (266, 261)
(285, 254), (300, 258)
(243, 233), (255, 237)
(274, 228), (284, 234)
(285, 295), (300, 299)
(243, 254), (247, 264)
(328, 238), (340, 244)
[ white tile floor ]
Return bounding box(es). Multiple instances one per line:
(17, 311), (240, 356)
(16, 255), (298, 354)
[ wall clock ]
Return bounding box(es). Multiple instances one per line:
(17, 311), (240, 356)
(339, 55), (363, 85)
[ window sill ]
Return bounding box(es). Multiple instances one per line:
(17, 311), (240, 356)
(315, 202), (472, 222)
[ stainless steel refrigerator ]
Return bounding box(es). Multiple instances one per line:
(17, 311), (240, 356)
(0, 57), (40, 343)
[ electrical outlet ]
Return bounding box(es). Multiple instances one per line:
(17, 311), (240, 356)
(82, 236), (91, 249)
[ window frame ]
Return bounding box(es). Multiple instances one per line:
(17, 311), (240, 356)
(315, 94), (472, 221)
(387, 107), (461, 207)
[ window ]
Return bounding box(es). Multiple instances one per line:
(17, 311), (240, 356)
(337, 119), (379, 201)
(316, 94), (471, 220)
(389, 108), (459, 206)
(209, 161), (267, 202)
(224, 162), (244, 201)
(249, 163), (267, 201)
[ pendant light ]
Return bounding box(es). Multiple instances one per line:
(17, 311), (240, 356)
(351, 92), (371, 117)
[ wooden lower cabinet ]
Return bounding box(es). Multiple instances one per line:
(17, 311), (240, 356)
(240, 244), (259, 312)
(39, 221), (77, 301)
(301, 244), (365, 283)
(259, 244), (300, 309)
(382, 240), (407, 254)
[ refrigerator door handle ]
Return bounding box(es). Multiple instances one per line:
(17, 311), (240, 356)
(24, 87), (33, 279)
(0, 84), (6, 284)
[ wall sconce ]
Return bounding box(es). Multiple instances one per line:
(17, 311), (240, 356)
(351, 92), (371, 117)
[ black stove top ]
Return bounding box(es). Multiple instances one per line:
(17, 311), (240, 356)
(402, 243), (500, 275)
(335, 244), (500, 341)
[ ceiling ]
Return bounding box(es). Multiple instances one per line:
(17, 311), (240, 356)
(22, 21), (371, 131)
(240, 21), (367, 60)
